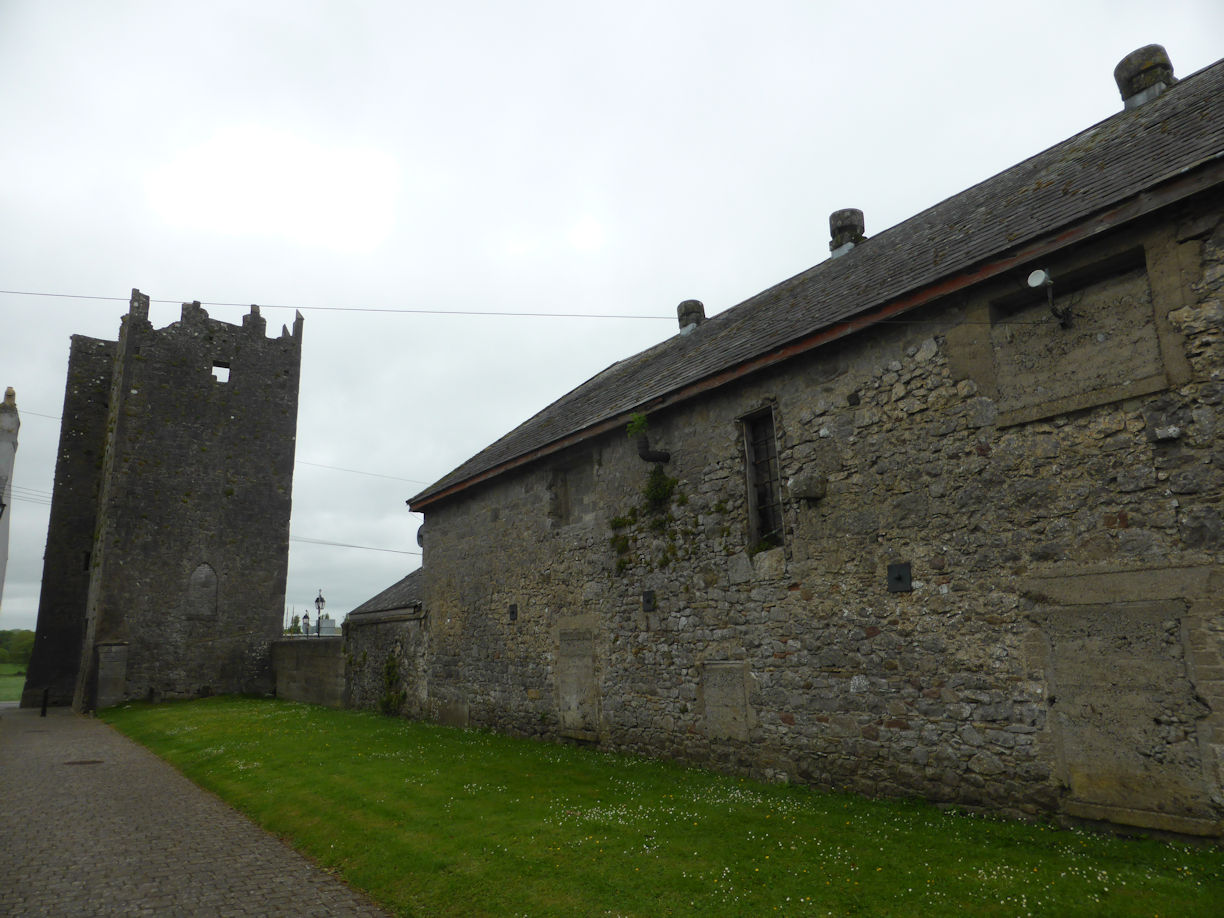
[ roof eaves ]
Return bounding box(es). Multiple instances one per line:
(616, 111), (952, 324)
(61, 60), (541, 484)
(409, 59), (1224, 509)
(409, 153), (1224, 512)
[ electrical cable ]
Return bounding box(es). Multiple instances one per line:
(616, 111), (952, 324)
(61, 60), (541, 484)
(290, 536), (419, 556)
(0, 288), (672, 321)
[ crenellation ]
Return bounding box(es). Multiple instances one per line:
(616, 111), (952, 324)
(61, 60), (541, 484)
(242, 304), (267, 336)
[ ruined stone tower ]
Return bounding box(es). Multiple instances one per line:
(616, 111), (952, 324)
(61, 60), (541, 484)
(23, 290), (303, 709)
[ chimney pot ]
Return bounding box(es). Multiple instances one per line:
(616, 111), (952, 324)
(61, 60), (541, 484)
(1114, 44), (1175, 109)
(830, 208), (866, 257)
(677, 299), (705, 331)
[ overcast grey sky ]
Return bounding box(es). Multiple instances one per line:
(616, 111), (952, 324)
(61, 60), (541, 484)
(1, 1), (1220, 632)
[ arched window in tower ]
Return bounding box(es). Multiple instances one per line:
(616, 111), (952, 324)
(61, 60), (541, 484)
(186, 563), (218, 620)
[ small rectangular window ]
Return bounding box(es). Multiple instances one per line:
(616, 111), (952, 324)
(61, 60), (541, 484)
(212, 361), (230, 383)
(744, 409), (783, 548)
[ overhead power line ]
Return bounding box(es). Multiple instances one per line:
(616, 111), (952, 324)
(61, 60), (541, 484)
(0, 288), (673, 321)
(7, 493), (52, 507)
(7, 407), (427, 486)
(296, 460), (429, 485)
(290, 536), (419, 556)
(0, 286), (1069, 328)
(9, 484), (53, 500)
(9, 409), (61, 421)
(0, 499), (412, 554)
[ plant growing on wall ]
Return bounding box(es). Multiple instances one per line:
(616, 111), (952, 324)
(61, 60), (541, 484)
(625, 412), (649, 439)
(607, 413), (689, 574)
(643, 464), (677, 513)
(378, 654), (406, 716)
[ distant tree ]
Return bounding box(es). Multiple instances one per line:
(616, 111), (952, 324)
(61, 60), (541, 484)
(286, 614), (301, 635)
(0, 629), (35, 665)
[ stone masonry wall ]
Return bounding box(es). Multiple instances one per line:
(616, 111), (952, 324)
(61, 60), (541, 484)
(344, 612), (429, 715)
(272, 638), (345, 708)
(405, 198), (1224, 835)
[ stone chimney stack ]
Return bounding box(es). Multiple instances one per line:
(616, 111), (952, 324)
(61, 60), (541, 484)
(830, 208), (866, 258)
(1114, 45), (1176, 110)
(677, 299), (705, 333)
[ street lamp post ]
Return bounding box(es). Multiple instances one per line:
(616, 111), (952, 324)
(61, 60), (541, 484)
(315, 589), (326, 637)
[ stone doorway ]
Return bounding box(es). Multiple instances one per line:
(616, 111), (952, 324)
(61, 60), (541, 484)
(556, 626), (599, 740)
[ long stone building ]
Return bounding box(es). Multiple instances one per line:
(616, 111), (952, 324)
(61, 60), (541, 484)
(352, 46), (1223, 837)
(24, 292), (303, 710)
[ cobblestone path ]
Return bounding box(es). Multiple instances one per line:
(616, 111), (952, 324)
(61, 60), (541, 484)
(0, 703), (392, 917)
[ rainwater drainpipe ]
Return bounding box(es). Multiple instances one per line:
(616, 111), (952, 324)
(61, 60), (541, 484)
(636, 434), (670, 464)
(630, 301), (706, 463)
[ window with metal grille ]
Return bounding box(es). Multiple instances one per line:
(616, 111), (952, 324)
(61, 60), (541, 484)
(744, 410), (783, 547)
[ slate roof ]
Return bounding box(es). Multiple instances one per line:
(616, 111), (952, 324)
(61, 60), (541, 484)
(349, 568), (423, 615)
(411, 57), (1224, 509)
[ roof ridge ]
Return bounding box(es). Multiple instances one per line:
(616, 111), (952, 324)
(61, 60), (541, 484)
(411, 55), (1224, 508)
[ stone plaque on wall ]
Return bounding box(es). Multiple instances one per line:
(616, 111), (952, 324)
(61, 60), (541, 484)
(1039, 600), (1214, 827)
(703, 661), (750, 741)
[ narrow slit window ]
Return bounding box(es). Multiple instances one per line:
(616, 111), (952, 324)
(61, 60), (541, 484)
(744, 409), (783, 548)
(212, 361), (230, 383)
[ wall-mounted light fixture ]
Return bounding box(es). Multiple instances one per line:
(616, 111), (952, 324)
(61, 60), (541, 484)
(1028, 268), (1071, 328)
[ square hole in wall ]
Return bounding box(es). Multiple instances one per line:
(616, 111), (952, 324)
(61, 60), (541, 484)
(212, 361), (230, 383)
(887, 562), (912, 592)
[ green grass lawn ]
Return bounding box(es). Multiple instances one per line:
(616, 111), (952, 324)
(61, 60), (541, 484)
(103, 697), (1223, 917)
(0, 662), (26, 702)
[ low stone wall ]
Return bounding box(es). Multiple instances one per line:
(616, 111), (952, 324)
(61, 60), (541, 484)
(344, 611), (428, 715)
(271, 637), (344, 708)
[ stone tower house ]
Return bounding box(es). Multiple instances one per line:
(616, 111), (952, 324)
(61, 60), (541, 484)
(23, 290), (303, 710)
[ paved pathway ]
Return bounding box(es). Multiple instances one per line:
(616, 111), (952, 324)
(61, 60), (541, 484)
(0, 703), (392, 917)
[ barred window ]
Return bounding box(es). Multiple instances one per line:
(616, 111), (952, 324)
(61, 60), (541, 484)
(744, 410), (783, 547)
